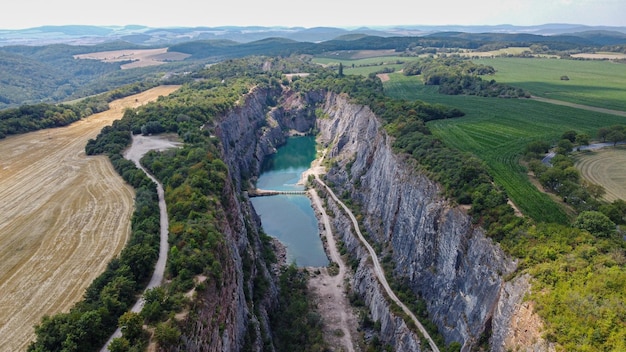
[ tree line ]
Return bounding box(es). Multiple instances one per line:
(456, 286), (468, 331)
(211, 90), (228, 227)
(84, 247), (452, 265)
(0, 81), (157, 139)
(403, 57), (531, 98)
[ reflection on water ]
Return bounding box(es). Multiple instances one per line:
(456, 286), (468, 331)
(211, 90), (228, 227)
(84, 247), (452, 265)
(251, 136), (328, 267)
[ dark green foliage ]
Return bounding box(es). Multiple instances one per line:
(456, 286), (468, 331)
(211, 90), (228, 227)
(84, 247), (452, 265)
(270, 265), (326, 352)
(573, 211), (617, 238)
(524, 140), (551, 158)
(599, 199), (626, 225)
(0, 43), (181, 109)
(0, 81), (157, 140)
(561, 130), (578, 143)
(403, 57), (530, 98)
(0, 103), (81, 138)
(154, 321), (182, 348)
(295, 71), (464, 124)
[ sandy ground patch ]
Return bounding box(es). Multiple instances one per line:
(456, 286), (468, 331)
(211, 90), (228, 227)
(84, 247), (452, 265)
(301, 149), (359, 351)
(0, 85), (180, 351)
(571, 53), (626, 60)
(376, 73), (390, 82)
(74, 48), (190, 69)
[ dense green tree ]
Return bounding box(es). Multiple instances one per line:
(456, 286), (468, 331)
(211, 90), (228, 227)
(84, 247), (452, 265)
(607, 130), (625, 146)
(526, 140), (551, 154)
(556, 139), (573, 155)
(154, 321), (181, 348)
(575, 133), (590, 146)
(574, 211), (616, 238)
(107, 337), (131, 352)
(561, 130), (577, 143)
(118, 312), (143, 342)
(598, 127), (610, 142)
(600, 199), (626, 224)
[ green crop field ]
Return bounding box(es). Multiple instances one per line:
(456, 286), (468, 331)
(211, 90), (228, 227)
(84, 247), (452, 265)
(474, 58), (626, 111)
(383, 72), (626, 223)
(313, 55), (420, 76)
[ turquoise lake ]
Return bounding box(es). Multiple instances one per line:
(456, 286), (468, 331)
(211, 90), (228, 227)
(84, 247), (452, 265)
(251, 136), (329, 267)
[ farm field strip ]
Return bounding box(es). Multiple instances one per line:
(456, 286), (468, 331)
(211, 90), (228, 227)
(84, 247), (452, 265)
(574, 148), (626, 202)
(383, 72), (626, 223)
(0, 85), (180, 352)
(474, 57), (626, 112)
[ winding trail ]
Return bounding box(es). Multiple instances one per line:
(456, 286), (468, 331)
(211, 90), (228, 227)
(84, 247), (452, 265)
(101, 134), (181, 351)
(305, 149), (357, 352)
(0, 86), (178, 352)
(310, 149), (440, 352)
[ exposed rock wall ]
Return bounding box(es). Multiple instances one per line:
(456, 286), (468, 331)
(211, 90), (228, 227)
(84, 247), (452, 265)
(314, 91), (533, 351)
(178, 86), (317, 351)
(181, 85), (543, 351)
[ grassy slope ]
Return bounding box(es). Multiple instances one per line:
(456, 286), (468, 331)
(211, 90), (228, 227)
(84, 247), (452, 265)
(384, 73), (626, 223)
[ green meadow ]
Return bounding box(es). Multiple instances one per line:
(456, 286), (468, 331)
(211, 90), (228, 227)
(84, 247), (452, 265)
(474, 57), (626, 111)
(383, 71), (626, 223)
(313, 55), (420, 76)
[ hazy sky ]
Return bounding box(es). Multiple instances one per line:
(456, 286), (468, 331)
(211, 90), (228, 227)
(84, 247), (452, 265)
(2, 0), (625, 29)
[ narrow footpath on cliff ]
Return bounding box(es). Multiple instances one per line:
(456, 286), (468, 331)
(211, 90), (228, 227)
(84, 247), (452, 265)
(305, 148), (441, 352)
(101, 134), (181, 352)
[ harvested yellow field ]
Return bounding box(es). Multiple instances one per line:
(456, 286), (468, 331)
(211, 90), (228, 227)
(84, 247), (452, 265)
(73, 48), (190, 69)
(0, 85), (180, 351)
(574, 147), (626, 202)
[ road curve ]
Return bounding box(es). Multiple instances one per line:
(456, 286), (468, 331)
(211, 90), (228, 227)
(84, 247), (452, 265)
(101, 135), (179, 351)
(314, 175), (441, 352)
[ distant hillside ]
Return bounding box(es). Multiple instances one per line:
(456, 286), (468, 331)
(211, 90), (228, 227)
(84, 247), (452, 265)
(2, 24), (626, 46)
(0, 42), (196, 109)
(1, 25), (625, 109)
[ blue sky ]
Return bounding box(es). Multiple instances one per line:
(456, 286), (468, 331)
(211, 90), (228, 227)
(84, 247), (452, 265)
(2, 0), (625, 29)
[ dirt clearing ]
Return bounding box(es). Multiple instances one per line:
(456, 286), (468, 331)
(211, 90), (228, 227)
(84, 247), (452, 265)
(0, 85), (180, 351)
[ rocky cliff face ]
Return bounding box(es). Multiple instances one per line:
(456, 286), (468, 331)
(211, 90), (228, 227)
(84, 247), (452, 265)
(177, 86), (317, 351)
(313, 91), (541, 351)
(183, 85), (544, 351)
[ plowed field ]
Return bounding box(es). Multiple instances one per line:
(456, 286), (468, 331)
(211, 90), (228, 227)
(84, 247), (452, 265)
(0, 85), (180, 351)
(574, 147), (626, 202)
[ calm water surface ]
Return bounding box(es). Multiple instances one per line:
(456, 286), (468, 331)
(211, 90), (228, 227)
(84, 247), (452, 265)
(251, 136), (329, 267)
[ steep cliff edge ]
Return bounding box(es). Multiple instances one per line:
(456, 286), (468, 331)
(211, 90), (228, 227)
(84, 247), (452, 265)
(312, 91), (548, 351)
(178, 86), (317, 351)
(182, 84), (548, 351)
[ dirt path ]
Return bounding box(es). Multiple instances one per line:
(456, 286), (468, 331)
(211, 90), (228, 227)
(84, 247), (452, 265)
(531, 96), (626, 117)
(0, 86), (180, 352)
(308, 188), (358, 352)
(101, 134), (182, 351)
(309, 147), (440, 352)
(301, 148), (358, 351)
